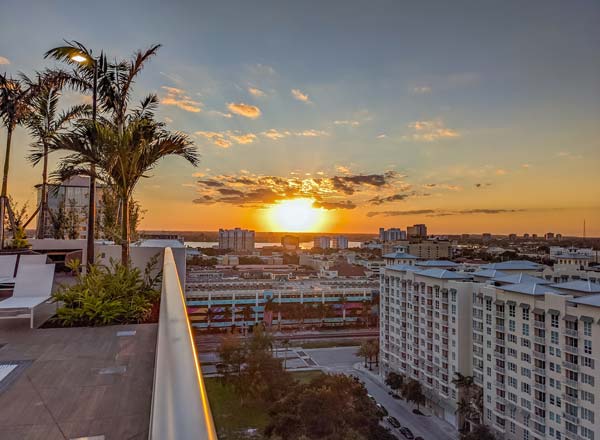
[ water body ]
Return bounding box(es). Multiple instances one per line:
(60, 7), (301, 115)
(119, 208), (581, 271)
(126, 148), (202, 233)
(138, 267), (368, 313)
(186, 241), (363, 250)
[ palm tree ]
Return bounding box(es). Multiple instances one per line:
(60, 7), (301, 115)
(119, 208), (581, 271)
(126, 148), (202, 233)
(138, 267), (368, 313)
(281, 338), (290, 370)
(242, 304), (253, 336)
(0, 74), (36, 247)
(339, 294), (348, 326)
(24, 72), (89, 238)
(403, 379), (426, 410)
(50, 111), (198, 263)
(44, 41), (161, 262)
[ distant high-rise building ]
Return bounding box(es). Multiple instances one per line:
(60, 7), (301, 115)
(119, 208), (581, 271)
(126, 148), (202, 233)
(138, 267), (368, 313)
(532, 233), (538, 239)
(313, 236), (331, 249)
(545, 232), (555, 240)
(379, 227), (406, 242)
(482, 233), (492, 241)
(218, 228), (255, 251)
(331, 235), (349, 249)
(523, 233), (530, 239)
(407, 224), (427, 239)
(508, 233), (517, 241)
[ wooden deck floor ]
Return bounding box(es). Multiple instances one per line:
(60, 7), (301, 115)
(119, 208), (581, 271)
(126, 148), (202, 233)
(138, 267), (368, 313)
(0, 320), (157, 440)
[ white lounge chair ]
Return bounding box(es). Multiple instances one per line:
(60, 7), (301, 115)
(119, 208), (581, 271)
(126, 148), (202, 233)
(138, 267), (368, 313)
(0, 255), (18, 284)
(18, 254), (48, 266)
(0, 264), (55, 328)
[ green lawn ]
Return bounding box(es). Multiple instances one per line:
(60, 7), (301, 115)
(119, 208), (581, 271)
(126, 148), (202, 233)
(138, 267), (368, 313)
(298, 339), (362, 349)
(205, 371), (326, 439)
(205, 378), (269, 440)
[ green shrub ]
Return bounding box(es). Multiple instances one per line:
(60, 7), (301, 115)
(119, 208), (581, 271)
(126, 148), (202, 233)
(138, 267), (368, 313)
(52, 256), (161, 326)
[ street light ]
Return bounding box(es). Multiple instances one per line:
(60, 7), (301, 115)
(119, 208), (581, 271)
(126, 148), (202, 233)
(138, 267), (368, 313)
(71, 52), (98, 267)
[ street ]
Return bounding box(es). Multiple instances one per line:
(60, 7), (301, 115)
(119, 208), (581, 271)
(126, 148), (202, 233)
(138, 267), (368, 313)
(303, 347), (459, 440)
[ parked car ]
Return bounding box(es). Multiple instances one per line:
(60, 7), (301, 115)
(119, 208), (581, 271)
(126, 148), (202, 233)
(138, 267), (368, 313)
(376, 403), (388, 416)
(386, 416), (401, 428)
(399, 427), (414, 439)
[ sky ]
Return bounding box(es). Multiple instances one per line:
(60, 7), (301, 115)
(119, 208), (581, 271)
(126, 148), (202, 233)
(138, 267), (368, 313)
(1, 0), (599, 235)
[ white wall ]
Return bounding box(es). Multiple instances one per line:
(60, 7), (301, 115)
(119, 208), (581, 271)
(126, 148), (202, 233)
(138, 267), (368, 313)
(96, 245), (187, 290)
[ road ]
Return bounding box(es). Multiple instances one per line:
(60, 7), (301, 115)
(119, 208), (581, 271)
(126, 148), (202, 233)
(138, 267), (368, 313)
(304, 347), (458, 440)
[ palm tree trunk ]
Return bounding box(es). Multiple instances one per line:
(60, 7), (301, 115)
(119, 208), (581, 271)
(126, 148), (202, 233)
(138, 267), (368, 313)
(121, 194), (130, 264)
(37, 141), (49, 239)
(0, 127), (13, 248)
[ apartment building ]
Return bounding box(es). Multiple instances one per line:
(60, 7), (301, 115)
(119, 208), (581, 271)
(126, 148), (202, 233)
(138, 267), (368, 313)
(313, 236), (331, 249)
(407, 223), (428, 238)
(473, 282), (600, 440)
(380, 264), (474, 426)
(218, 228), (255, 251)
(408, 239), (452, 260)
(331, 235), (349, 249)
(381, 260), (600, 439)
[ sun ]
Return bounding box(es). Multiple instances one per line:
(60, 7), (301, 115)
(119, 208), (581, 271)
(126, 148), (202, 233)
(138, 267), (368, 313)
(263, 198), (330, 232)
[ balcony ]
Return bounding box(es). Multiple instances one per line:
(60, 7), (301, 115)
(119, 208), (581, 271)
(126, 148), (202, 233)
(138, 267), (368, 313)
(532, 413), (545, 424)
(533, 350), (545, 360)
(533, 382), (546, 392)
(563, 361), (579, 371)
(565, 378), (578, 388)
(494, 365), (506, 374)
(534, 321), (546, 329)
(533, 367), (545, 375)
(496, 325), (505, 332)
(564, 328), (578, 337)
(495, 338), (506, 346)
(534, 336), (545, 344)
(533, 398), (546, 408)
(565, 345), (579, 355)
(495, 380), (506, 389)
(563, 394), (578, 404)
(563, 413), (580, 425)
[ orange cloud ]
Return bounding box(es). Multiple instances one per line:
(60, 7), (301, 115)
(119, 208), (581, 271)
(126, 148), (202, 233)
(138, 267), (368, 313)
(408, 119), (460, 141)
(160, 86), (202, 113)
(227, 102), (262, 118)
(0, 56), (10, 65)
(195, 130), (257, 148)
(248, 87), (266, 97)
(291, 88), (311, 103)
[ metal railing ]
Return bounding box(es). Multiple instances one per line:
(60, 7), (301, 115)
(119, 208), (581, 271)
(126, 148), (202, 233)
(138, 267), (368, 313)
(149, 248), (217, 440)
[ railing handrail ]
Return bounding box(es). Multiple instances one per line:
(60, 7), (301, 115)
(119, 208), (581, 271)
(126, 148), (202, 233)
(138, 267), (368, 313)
(149, 247), (217, 440)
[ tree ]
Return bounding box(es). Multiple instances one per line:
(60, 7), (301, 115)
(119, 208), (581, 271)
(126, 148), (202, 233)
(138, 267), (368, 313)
(6, 197), (30, 249)
(265, 374), (390, 440)
(385, 372), (404, 392)
(64, 198), (82, 239)
(98, 187), (144, 242)
(452, 372), (482, 429)
(242, 304), (254, 336)
(45, 42), (188, 263)
(403, 379), (426, 410)
(50, 112), (198, 263)
(0, 74), (37, 246)
(357, 341), (370, 368)
(281, 338), (291, 370)
(24, 72), (88, 238)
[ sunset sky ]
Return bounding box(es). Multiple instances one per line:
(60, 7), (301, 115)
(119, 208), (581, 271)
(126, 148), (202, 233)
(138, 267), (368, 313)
(1, 0), (599, 235)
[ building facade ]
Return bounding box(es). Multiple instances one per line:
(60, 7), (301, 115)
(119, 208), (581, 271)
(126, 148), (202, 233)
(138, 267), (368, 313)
(407, 224), (428, 238)
(313, 236), (331, 249)
(218, 228), (255, 252)
(331, 235), (349, 249)
(381, 260), (600, 440)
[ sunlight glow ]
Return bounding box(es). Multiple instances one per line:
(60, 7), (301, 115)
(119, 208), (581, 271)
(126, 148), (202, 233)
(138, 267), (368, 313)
(71, 54), (87, 63)
(263, 198), (330, 232)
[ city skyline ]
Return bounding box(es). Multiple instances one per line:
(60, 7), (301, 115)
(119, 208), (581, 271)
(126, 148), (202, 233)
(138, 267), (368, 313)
(1, 0), (599, 235)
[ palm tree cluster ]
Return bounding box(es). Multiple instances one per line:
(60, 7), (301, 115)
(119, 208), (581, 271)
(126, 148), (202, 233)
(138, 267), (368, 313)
(451, 372), (484, 433)
(357, 339), (379, 370)
(0, 41), (198, 261)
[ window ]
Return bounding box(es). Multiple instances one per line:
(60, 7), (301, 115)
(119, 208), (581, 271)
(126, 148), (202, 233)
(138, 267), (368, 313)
(509, 320), (516, 332)
(551, 331), (559, 344)
(521, 367), (531, 378)
(522, 309), (529, 320)
(581, 373), (594, 386)
(582, 356), (594, 368)
(583, 321), (592, 337)
(509, 304), (516, 317)
(551, 315), (559, 328)
(581, 390), (594, 404)
(522, 383), (531, 394)
(584, 340), (592, 355)
(581, 407), (595, 424)
(523, 323), (530, 336)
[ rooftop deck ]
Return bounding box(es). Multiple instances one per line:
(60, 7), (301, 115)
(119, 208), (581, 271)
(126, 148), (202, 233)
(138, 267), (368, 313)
(0, 320), (157, 440)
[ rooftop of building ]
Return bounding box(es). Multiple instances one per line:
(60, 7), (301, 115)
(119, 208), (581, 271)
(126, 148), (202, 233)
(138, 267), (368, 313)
(569, 293), (600, 308)
(0, 320), (157, 439)
(382, 252), (418, 259)
(385, 263), (423, 273)
(550, 279), (600, 293)
(480, 260), (542, 270)
(492, 273), (551, 285)
(415, 268), (473, 280)
(414, 260), (459, 268)
(471, 269), (508, 279)
(497, 282), (562, 296)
